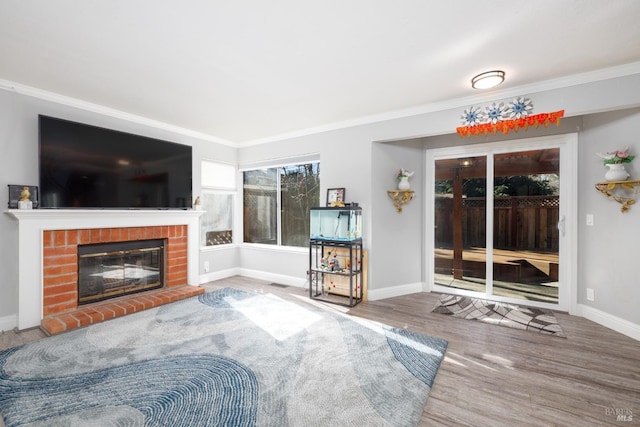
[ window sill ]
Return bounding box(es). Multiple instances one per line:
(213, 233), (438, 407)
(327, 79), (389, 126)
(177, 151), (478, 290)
(240, 243), (308, 255)
(200, 243), (239, 252)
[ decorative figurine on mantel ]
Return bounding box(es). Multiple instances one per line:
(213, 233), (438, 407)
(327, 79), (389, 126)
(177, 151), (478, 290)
(396, 168), (414, 190)
(18, 186), (33, 209)
(193, 196), (201, 210)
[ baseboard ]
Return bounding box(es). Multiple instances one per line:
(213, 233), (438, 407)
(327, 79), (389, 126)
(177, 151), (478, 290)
(199, 268), (242, 284)
(204, 269), (425, 299)
(199, 268), (307, 289)
(576, 304), (640, 341)
(236, 268), (307, 288)
(0, 314), (17, 332)
(367, 282), (424, 301)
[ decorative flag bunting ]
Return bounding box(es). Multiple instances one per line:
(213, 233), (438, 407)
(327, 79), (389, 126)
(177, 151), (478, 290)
(457, 110), (564, 138)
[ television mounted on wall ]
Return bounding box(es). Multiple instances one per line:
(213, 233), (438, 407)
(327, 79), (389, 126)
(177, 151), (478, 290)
(38, 115), (192, 209)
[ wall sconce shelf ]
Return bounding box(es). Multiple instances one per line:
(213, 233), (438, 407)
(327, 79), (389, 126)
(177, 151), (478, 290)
(387, 190), (415, 213)
(594, 180), (640, 212)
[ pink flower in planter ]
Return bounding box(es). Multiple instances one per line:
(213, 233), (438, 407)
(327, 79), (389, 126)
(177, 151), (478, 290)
(596, 146), (635, 164)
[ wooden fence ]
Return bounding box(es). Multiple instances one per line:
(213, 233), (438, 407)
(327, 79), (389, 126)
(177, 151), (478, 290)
(435, 195), (559, 251)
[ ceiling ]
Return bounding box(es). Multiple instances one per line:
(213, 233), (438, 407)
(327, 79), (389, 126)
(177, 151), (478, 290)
(2, 1), (640, 146)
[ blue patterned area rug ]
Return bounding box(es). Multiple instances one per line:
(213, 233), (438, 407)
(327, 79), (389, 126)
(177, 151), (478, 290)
(432, 294), (566, 337)
(0, 288), (448, 427)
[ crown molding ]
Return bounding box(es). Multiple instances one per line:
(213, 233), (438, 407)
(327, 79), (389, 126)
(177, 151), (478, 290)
(3, 61), (640, 148)
(0, 79), (237, 148)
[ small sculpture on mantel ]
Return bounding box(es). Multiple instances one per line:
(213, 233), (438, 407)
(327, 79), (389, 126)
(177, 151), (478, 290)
(18, 186), (33, 209)
(20, 186), (30, 201)
(193, 196), (201, 210)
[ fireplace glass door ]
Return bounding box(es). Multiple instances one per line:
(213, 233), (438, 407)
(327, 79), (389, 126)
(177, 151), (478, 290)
(78, 239), (164, 304)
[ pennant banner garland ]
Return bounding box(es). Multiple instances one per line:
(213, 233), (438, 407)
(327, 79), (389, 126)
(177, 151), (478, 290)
(456, 97), (564, 138)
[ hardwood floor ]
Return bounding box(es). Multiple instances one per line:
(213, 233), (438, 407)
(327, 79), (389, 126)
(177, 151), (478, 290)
(0, 326), (45, 350)
(2, 276), (638, 426)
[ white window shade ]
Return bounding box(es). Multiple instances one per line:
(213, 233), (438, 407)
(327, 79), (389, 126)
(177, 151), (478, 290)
(202, 161), (236, 189)
(238, 153), (320, 171)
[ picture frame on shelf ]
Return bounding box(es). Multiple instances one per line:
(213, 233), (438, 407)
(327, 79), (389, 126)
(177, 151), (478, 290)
(326, 188), (345, 207)
(7, 185), (39, 209)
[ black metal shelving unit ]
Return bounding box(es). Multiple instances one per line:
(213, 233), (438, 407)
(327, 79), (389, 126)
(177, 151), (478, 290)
(308, 238), (363, 307)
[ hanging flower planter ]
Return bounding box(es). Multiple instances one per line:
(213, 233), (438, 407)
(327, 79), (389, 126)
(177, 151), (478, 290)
(597, 146), (634, 182)
(605, 163), (630, 182)
(396, 169), (414, 190)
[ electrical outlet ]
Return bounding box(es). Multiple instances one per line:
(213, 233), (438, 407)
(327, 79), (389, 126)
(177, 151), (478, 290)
(586, 214), (594, 226)
(586, 288), (595, 301)
(204, 261), (210, 273)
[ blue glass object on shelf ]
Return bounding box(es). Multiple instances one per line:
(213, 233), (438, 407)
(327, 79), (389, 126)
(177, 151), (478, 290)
(310, 207), (362, 241)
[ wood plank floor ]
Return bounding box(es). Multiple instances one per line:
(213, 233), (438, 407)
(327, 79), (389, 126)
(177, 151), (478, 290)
(2, 275), (638, 426)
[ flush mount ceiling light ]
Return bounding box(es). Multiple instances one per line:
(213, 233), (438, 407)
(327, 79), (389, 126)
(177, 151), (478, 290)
(471, 70), (505, 90)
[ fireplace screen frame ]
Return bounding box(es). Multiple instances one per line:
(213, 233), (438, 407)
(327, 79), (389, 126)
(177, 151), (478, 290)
(77, 239), (165, 305)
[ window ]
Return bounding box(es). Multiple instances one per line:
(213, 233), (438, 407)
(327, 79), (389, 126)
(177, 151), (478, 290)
(201, 191), (234, 246)
(201, 161), (236, 247)
(243, 162), (320, 247)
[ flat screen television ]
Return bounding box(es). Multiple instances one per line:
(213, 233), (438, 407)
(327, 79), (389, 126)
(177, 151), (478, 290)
(39, 115), (192, 209)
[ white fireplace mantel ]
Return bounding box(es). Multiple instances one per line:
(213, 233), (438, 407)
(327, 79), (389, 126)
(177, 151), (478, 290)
(5, 209), (204, 330)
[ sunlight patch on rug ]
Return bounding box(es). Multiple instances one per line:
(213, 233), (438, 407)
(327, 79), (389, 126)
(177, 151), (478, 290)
(0, 288), (448, 427)
(432, 294), (566, 337)
(226, 293), (322, 341)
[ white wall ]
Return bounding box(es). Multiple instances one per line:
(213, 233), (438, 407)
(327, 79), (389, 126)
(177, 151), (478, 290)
(237, 128), (373, 288)
(2, 72), (640, 337)
(369, 142), (424, 298)
(578, 108), (640, 325)
(236, 73), (640, 336)
(0, 89), (237, 330)
(0, 91), (25, 329)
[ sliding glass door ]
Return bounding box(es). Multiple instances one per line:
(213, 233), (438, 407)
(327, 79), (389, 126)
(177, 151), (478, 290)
(491, 150), (560, 303)
(430, 136), (575, 311)
(434, 155), (488, 293)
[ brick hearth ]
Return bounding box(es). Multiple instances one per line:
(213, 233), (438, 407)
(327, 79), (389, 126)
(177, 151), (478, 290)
(40, 225), (204, 335)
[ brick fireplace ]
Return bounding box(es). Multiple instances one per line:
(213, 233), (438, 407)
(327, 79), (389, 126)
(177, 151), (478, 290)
(39, 225), (204, 334)
(43, 225), (186, 314)
(7, 209), (204, 333)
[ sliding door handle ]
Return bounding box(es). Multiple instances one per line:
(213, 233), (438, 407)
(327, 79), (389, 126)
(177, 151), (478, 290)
(557, 215), (566, 237)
